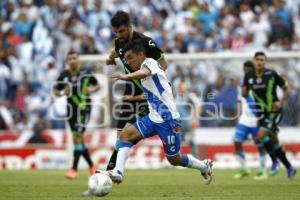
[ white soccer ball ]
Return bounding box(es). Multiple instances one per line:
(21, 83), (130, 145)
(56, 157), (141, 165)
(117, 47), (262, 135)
(88, 173), (113, 197)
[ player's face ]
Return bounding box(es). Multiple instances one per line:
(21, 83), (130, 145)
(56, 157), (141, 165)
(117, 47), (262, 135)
(124, 50), (144, 70)
(113, 25), (131, 42)
(253, 55), (266, 71)
(67, 53), (79, 70)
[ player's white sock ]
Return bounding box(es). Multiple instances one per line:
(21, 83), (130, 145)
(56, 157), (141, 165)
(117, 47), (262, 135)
(259, 152), (266, 173)
(237, 150), (246, 170)
(114, 147), (131, 174)
(186, 154), (207, 172)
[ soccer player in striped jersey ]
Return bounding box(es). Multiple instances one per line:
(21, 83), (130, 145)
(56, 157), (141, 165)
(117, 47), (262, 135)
(103, 40), (213, 185)
(105, 10), (168, 171)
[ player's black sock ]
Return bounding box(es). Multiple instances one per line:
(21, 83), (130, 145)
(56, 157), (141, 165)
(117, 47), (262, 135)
(72, 151), (81, 170)
(106, 150), (118, 170)
(82, 149), (94, 167)
(274, 147), (291, 169)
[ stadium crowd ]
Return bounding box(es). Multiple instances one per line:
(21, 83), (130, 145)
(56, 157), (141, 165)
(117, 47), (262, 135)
(0, 0), (300, 131)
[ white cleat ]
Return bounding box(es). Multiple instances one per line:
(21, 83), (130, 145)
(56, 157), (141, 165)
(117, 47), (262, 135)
(96, 169), (123, 184)
(201, 159), (213, 185)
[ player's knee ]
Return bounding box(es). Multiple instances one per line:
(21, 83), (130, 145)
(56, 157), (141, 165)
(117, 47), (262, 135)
(119, 131), (136, 142)
(119, 129), (141, 143)
(73, 136), (83, 144)
(234, 141), (242, 150)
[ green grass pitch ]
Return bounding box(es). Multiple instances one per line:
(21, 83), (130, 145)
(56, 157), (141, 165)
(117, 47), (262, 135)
(0, 169), (299, 200)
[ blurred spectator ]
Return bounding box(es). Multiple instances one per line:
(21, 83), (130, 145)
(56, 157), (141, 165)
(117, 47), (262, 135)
(175, 81), (200, 157)
(0, 0), (299, 130)
(197, 2), (219, 35)
(28, 114), (48, 143)
(0, 100), (14, 130)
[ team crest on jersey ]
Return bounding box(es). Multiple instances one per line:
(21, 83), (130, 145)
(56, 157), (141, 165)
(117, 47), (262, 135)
(248, 78), (253, 84)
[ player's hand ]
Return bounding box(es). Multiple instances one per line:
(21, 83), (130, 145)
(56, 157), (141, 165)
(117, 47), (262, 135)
(122, 95), (134, 101)
(106, 50), (118, 65)
(272, 101), (283, 112)
(112, 72), (126, 81)
(85, 86), (94, 95)
(64, 85), (71, 95)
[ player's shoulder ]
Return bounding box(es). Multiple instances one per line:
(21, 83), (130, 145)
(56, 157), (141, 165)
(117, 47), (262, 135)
(264, 68), (274, 75)
(79, 68), (93, 76)
(59, 69), (70, 77)
(142, 58), (157, 66)
(133, 31), (152, 41)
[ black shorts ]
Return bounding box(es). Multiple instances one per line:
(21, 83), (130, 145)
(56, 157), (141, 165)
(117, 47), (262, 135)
(259, 111), (283, 135)
(67, 107), (91, 135)
(115, 101), (149, 131)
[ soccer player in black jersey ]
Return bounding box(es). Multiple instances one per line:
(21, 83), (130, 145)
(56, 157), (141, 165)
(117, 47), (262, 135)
(105, 11), (168, 170)
(242, 52), (297, 180)
(54, 51), (100, 179)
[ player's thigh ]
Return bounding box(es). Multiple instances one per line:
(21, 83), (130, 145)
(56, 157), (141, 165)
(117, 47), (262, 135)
(73, 134), (84, 144)
(259, 112), (282, 135)
(115, 104), (137, 132)
(270, 133), (279, 145)
(68, 113), (85, 140)
(132, 115), (156, 139)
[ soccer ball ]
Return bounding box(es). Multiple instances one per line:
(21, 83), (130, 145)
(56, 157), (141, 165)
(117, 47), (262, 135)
(88, 173), (113, 197)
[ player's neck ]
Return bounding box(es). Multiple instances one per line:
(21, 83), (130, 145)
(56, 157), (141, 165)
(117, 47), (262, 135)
(69, 67), (79, 75)
(255, 68), (264, 77)
(128, 31), (134, 42)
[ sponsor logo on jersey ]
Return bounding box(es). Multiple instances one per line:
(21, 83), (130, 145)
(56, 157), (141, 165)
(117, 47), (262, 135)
(256, 77), (262, 83)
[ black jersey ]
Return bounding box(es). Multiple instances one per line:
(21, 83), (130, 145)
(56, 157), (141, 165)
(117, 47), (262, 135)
(55, 69), (98, 110)
(243, 68), (287, 112)
(115, 31), (164, 96)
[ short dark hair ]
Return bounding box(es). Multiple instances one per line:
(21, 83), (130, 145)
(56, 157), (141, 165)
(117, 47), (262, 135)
(124, 40), (145, 54)
(111, 11), (131, 28)
(254, 51), (267, 59)
(67, 50), (78, 56)
(243, 60), (254, 69)
(243, 60), (254, 72)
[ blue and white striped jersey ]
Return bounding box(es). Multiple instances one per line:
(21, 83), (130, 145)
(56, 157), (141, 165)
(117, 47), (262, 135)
(140, 58), (180, 123)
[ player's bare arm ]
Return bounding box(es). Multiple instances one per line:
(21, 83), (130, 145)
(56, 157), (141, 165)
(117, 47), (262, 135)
(158, 57), (168, 71)
(86, 85), (100, 95)
(272, 84), (290, 112)
(113, 67), (151, 81)
(106, 49), (119, 65)
(123, 94), (146, 101)
(241, 86), (249, 97)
